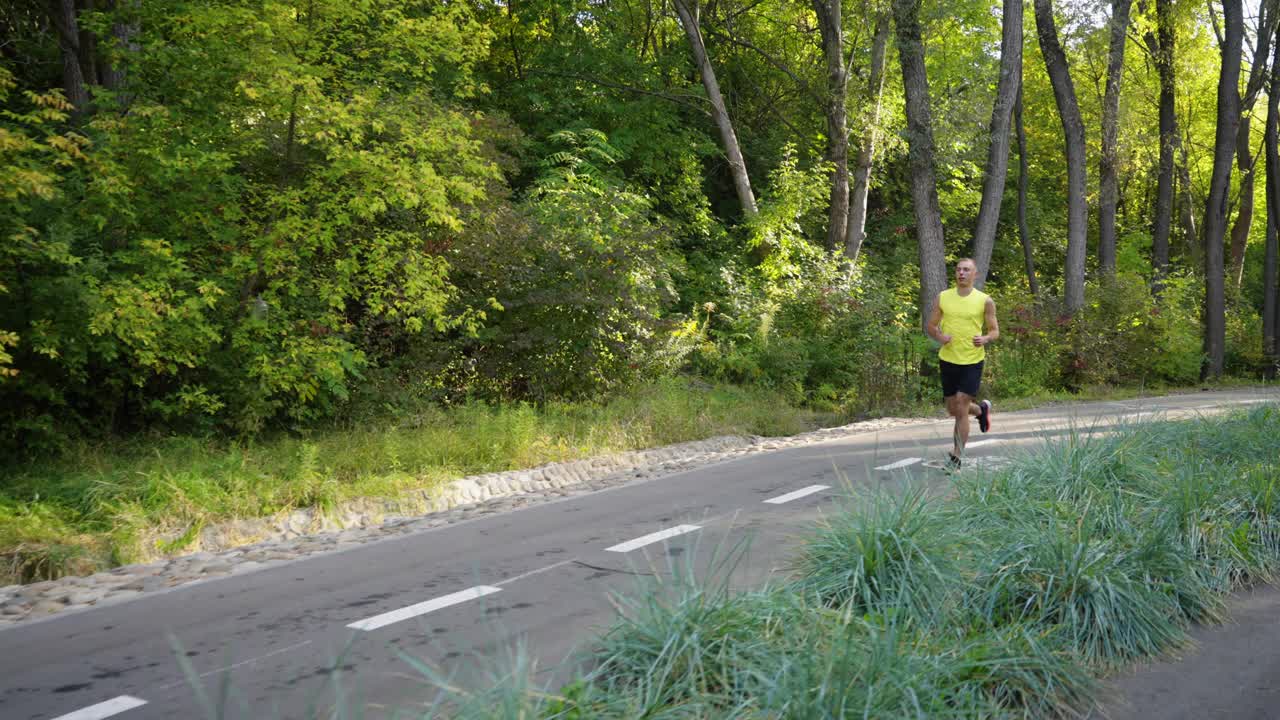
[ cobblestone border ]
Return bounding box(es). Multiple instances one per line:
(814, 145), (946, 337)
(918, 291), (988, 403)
(0, 415), (936, 627)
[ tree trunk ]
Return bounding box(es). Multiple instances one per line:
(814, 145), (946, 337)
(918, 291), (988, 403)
(1016, 84), (1039, 296)
(1265, 23), (1280, 371)
(813, 0), (850, 252)
(101, 20), (129, 92)
(972, 0), (1022, 287)
(1033, 0), (1088, 312)
(671, 0), (758, 218)
(1202, 0), (1243, 379)
(77, 0), (97, 87)
(892, 0), (948, 330)
(1228, 0), (1278, 288)
(101, 2), (137, 110)
(1229, 118), (1257, 288)
(1147, 0), (1175, 283)
(49, 0), (90, 113)
(1098, 0), (1132, 274)
(1178, 132), (1199, 262)
(846, 11), (890, 263)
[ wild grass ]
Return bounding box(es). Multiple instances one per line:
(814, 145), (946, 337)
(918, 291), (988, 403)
(0, 377), (829, 583)
(402, 403), (1280, 719)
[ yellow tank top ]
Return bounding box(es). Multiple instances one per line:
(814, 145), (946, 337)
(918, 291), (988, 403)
(938, 288), (988, 364)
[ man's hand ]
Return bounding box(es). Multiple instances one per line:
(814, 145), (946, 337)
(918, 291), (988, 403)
(939, 333), (953, 345)
(973, 334), (989, 347)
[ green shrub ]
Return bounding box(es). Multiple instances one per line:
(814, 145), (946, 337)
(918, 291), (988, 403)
(791, 487), (959, 622)
(1144, 273), (1204, 383)
(969, 513), (1189, 666)
(988, 272), (1207, 395)
(596, 583), (790, 710)
(1064, 272), (1157, 387)
(984, 289), (1068, 398)
(431, 130), (678, 402)
(0, 4), (498, 451)
(689, 257), (926, 414)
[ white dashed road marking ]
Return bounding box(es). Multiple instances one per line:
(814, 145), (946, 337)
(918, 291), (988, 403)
(606, 525), (701, 553)
(763, 485), (829, 504)
(50, 696), (147, 720)
(965, 439), (998, 449)
(874, 457), (922, 471)
(347, 586), (501, 631)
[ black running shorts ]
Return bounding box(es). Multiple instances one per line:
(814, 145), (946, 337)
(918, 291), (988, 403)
(939, 358), (983, 398)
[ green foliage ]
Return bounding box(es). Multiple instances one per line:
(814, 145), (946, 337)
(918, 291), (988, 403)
(438, 129), (678, 400)
(2, 0), (1268, 462)
(1061, 272), (1206, 388)
(988, 271), (1207, 396)
(747, 147), (832, 284)
(984, 288), (1069, 398)
(1145, 274), (1205, 383)
(689, 255), (929, 413)
(0, 1), (499, 450)
(597, 580), (788, 709)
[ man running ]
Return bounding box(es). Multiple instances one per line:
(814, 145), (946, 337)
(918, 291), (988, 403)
(925, 258), (999, 469)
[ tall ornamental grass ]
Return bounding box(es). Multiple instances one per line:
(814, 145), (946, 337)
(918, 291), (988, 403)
(411, 404), (1279, 719)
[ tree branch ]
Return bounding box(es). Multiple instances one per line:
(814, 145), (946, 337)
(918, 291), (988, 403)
(1208, 0), (1224, 48)
(740, 73), (806, 137)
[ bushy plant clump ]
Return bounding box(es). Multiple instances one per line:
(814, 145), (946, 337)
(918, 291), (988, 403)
(421, 405), (1280, 719)
(682, 256), (933, 415)
(988, 272), (1209, 396)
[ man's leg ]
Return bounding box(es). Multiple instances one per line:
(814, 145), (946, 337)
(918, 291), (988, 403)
(967, 399), (982, 416)
(952, 392), (974, 457)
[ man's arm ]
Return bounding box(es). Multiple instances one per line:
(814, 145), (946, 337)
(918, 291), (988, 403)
(974, 297), (1000, 346)
(925, 295), (951, 344)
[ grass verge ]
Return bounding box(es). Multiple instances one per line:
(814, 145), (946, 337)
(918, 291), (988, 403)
(0, 377), (834, 584)
(413, 403), (1280, 719)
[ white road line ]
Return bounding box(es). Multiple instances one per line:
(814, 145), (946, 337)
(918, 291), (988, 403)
(347, 586), (501, 631)
(494, 559), (577, 586)
(874, 457), (921, 471)
(51, 696), (147, 720)
(763, 485), (830, 504)
(606, 525), (701, 553)
(965, 439), (998, 449)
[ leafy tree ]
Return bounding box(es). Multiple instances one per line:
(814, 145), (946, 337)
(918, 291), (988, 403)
(892, 0), (948, 330)
(1033, 0), (1088, 312)
(1203, 0), (1243, 378)
(1, 0), (498, 448)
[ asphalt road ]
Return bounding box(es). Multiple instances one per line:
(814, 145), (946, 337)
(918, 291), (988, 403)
(1099, 583), (1280, 720)
(2, 388), (1275, 720)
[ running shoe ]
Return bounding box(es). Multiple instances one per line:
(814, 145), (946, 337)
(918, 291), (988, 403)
(978, 399), (992, 433)
(947, 452), (962, 470)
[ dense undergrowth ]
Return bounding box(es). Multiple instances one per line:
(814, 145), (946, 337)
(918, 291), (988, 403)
(411, 404), (1280, 719)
